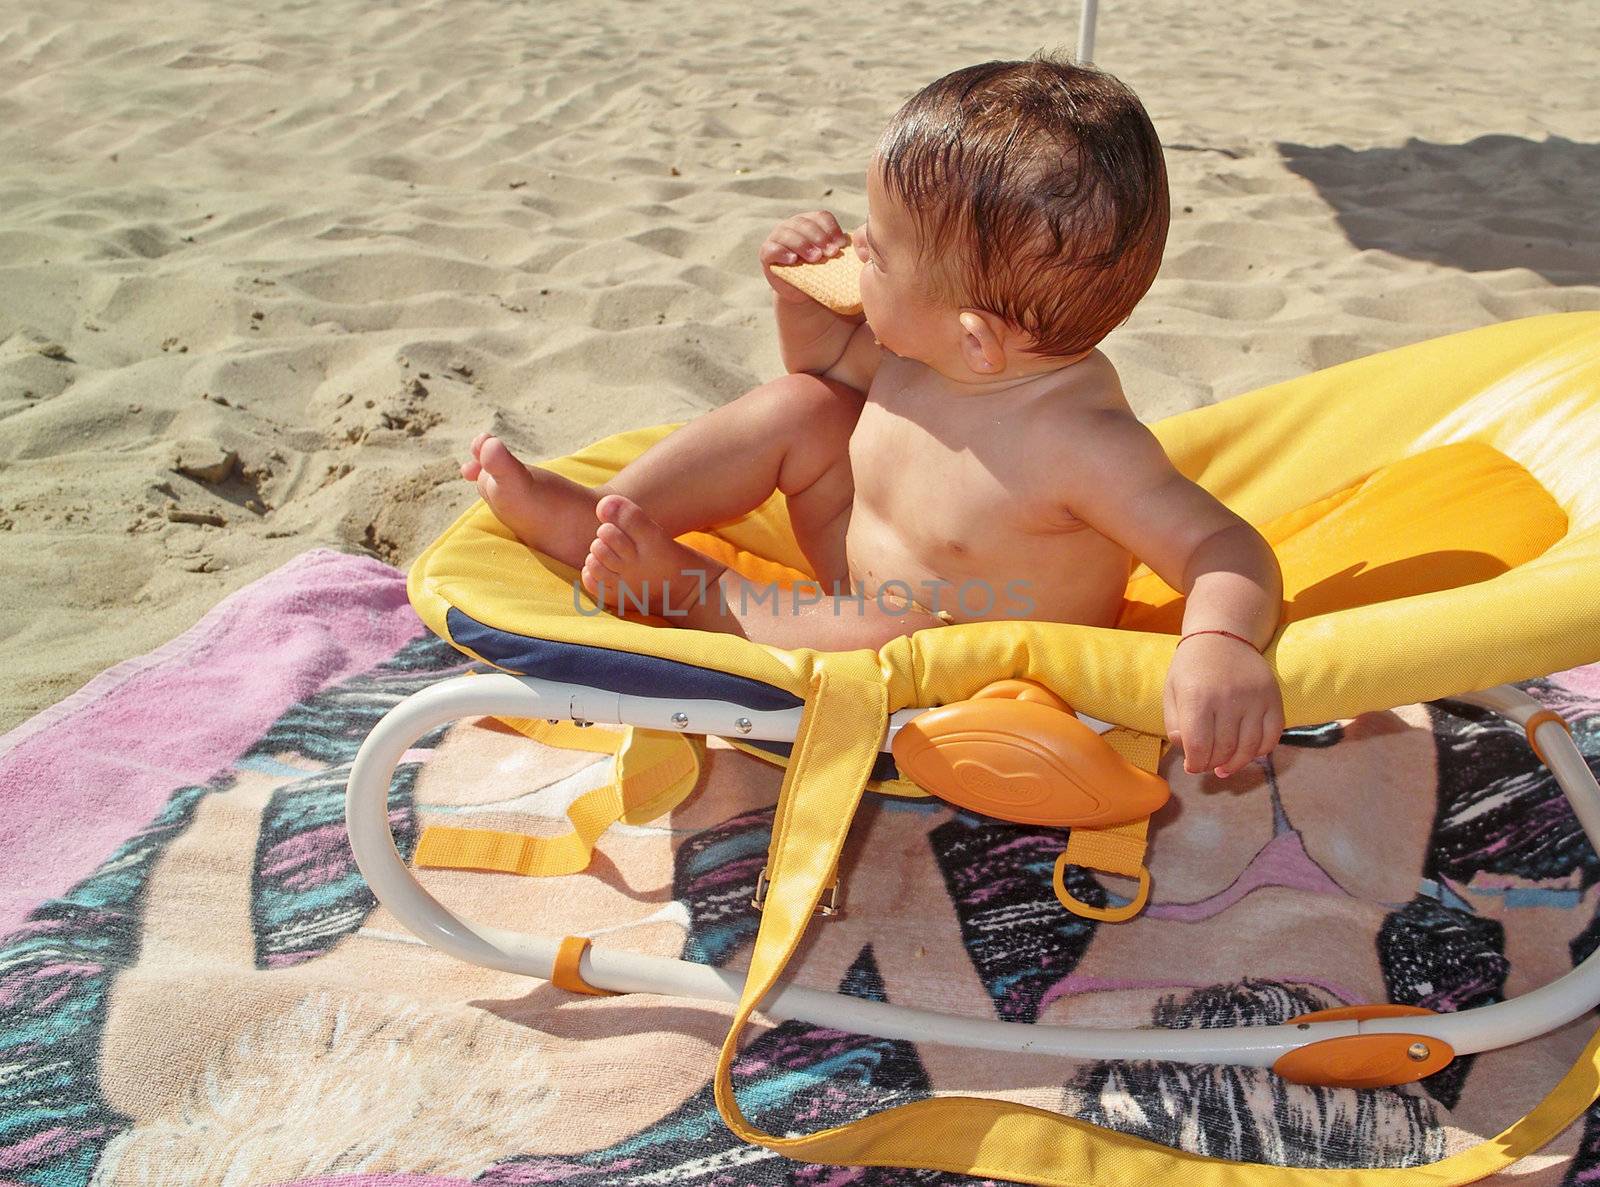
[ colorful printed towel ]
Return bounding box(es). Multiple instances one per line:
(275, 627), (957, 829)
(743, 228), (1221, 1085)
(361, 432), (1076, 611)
(2, 547), (1599, 1185)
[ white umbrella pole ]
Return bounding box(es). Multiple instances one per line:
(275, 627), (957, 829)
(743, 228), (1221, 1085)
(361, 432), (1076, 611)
(1077, 0), (1099, 64)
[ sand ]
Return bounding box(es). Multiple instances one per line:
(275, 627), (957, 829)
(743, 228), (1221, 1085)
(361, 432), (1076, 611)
(1, 0), (1597, 733)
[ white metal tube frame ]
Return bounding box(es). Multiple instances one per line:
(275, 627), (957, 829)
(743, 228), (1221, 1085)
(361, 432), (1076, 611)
(346, 674), (1600, 1067)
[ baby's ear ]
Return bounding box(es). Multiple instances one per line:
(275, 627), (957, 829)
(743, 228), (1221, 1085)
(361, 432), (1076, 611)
(958, 309), (1008, 374)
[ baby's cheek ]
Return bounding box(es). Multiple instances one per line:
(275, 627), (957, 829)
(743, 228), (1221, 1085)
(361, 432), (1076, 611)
(859, 273), (883, 325)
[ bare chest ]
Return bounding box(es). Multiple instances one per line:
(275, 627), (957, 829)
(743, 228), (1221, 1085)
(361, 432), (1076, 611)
(843, 360), (1134, 626)
(847, 382), (1073, 543)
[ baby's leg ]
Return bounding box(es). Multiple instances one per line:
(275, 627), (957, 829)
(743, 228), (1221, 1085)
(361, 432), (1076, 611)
(598, 372), (860, 588)
(464, 372), (861, 588)
(582, 372), (860, 613)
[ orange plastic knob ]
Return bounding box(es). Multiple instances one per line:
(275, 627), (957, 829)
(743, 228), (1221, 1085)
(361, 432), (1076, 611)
(891, 693), (1170, 828)
(1274, 1004), (1451, 1088)
(968, 678), (1074, 713)
(1273, 1032), (1453, 1088)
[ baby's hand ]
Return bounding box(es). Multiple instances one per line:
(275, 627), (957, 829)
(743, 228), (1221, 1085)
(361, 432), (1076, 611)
(1163, 634), (1285, 779)
(761, 211), (851, 305)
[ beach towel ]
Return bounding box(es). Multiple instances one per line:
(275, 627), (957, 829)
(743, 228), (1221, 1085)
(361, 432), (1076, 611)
(3, 547), (1599, 1185)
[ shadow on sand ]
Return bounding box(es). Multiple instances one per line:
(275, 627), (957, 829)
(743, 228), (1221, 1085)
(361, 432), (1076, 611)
(1277, 135), (1600, 287)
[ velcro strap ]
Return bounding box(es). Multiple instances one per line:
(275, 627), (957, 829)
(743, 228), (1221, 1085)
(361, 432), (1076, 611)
(551, 935), (617, 996)
(1525, 708), (1574, 765)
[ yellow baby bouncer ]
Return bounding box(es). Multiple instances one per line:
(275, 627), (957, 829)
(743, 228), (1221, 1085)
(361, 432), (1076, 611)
(346, 307), (1600, 1183)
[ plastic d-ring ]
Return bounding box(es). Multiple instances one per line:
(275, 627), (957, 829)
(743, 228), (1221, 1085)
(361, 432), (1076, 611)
(1053, 850), (1152, 923)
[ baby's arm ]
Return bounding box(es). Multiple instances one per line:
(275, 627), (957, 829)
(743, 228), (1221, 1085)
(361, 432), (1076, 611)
(760, 212), (877, 389)
(1063, 410), (1286, 778)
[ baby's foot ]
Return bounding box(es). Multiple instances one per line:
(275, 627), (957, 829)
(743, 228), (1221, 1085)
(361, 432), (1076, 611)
(582, 494), (725, 617)
(460, 434), (599, 569)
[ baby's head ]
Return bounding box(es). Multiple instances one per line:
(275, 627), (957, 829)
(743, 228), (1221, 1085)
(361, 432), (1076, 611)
(858, 53), (1168, 379)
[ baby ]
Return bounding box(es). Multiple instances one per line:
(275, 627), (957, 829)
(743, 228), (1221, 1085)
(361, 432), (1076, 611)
(461, 54), (1286, 780)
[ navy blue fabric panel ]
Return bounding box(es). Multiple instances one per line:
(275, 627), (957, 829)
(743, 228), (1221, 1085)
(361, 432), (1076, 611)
(446, 607), (804, 712)
(742, 737), (901, 783)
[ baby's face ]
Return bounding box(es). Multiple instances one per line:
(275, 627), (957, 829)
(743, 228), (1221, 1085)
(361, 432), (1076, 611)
(855, 161), (959, 370)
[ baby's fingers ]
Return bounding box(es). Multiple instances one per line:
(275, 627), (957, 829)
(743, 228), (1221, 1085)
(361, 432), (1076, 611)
(760, 227), (815, 266)
(1260, 700), (1285, 757)
(789, 213), (848, 259)
(1207, 711), (1240, 779)
(1163, 675), (1181, 754)
(816, 210), (845, 238)
(1180, 702), (1215, 775)
(1215, 714), (1263, 779)
(796, 210), (847, 247)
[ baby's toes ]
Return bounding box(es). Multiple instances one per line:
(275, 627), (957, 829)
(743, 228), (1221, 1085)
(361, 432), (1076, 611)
(594, 493), (632, 525)
(477, 436), (525, 480)
(595, 520), (637, 562)
(588, 536), (626, 574)
(595, 494), (668, 553)
(579, 556), (609, 603)
(595, 493), (656, 537)
(470, 431), (490, 458)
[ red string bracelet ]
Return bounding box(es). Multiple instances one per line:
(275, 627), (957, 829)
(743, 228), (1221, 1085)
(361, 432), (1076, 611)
(1178, 628), (1262, 652)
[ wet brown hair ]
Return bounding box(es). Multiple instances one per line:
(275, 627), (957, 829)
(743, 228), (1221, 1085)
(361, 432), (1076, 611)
(875, 53), (1169, 358)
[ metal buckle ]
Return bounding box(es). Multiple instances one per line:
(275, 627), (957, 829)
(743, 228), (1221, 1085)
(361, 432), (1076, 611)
(751, 865), (842, 917)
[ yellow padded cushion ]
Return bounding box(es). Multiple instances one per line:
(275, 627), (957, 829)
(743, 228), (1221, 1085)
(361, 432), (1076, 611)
(1119, 440), (1568, 634)
(410, 313), (1600, 733)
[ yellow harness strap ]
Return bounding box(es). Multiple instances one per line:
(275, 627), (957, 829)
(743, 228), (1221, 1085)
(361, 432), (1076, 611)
(1052, 729), (1161, 923)
(713, 649), (1600, 1185)
(1063, 818), (1149, 878)
(414, 723), (702, 877)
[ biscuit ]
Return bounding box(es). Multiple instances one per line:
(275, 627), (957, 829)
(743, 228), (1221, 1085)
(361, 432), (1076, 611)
(771, 246), (864, 316)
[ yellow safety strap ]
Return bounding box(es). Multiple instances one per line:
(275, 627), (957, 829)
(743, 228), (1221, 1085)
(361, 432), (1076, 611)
(713, 648), (1600, 1184)
(414, 722), (702, 877)
(1054, 729), (1161, 923)
(1064, 818), (1149, 878)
